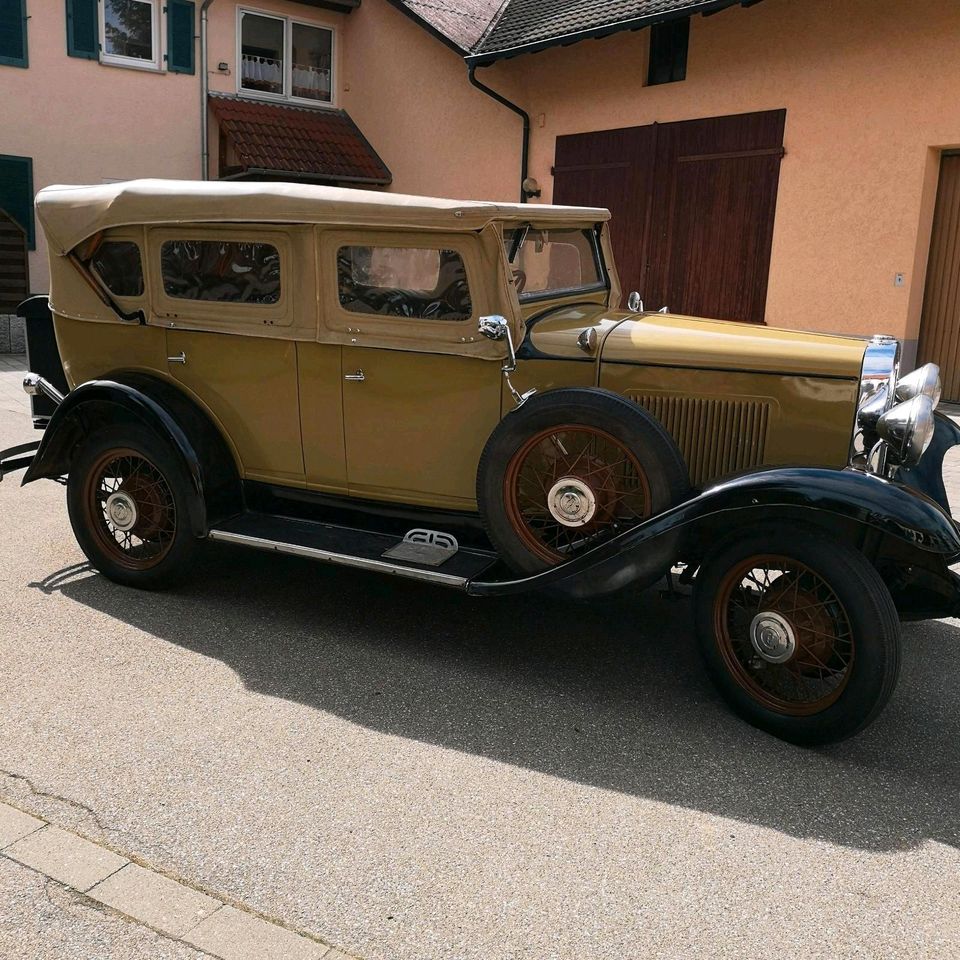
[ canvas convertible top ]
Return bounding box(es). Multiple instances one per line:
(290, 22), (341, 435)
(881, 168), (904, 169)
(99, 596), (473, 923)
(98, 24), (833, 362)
(36, 179), (610, 256)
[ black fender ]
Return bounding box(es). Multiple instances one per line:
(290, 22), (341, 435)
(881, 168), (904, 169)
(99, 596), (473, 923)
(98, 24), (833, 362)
(23, 376), (242, 537)
(468, 466), (960, 600)
(897, 411), (960, 513)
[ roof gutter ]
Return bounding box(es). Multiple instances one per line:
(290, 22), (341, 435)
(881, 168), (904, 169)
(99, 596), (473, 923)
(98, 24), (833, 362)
(467, 65), (529, 204)
(465, 0), (764, 66)
(200, 0), (216, 179)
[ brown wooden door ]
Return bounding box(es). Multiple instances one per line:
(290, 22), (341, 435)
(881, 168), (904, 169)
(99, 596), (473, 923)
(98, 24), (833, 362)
(0, 208), (29, 313)
(918, 154), (960, 401)
(553, 110), (785, 324)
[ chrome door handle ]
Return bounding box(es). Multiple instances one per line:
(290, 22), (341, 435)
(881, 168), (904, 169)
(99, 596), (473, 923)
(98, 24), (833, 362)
(167, 351), (186, 364)
(344, 369), (365, 382)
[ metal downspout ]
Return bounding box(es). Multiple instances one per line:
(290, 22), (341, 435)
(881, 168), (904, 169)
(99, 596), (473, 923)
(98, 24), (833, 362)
(200, 0), (216, 179)
(467, 65), (529, 203)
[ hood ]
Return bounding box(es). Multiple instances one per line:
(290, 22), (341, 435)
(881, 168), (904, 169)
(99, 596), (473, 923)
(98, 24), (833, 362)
(602, 312), (866, 379)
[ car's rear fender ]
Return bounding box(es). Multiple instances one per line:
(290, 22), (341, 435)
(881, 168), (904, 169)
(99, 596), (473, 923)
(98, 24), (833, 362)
(467, 466), (960, 601)
(23, 375), (242, 536)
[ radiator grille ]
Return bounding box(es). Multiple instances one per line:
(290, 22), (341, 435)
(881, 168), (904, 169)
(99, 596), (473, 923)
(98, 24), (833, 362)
(628, 394), (771, 487)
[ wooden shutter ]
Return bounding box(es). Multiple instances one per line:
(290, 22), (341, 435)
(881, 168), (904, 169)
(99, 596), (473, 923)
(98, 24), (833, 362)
(167, 0), (196, 74)
(553, 126), (658, 298)
(0, 0), (27, 67)
(0, 155), (34, 250)
(917, 155), (960, 401)
(0, 210), (30, 313)
(66, 0), (98, 59)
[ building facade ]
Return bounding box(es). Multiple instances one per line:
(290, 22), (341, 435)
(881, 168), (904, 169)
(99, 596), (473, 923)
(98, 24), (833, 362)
(2, 0), (960, 396)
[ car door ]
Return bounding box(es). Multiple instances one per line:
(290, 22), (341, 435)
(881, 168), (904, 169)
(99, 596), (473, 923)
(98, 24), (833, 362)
(152, 228), (306, 484)
(320, 229), (506, 512)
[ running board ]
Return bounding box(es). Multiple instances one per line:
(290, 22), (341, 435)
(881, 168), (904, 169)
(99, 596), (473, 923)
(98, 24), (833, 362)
(208, 512), (498, 589)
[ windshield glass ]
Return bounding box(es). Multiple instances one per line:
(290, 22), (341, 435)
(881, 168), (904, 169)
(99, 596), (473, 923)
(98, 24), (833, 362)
(503, 226), (605, 301)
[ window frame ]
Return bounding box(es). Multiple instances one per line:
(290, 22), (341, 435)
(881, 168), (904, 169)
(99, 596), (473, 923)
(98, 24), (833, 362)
(237, 6), (337, 108)
(503, 224), (609, 306)
(99, 0), (163, 72)
(89, 235), (146, 301)
(0, 0), (28, 69)
(148, 226), (292, 328)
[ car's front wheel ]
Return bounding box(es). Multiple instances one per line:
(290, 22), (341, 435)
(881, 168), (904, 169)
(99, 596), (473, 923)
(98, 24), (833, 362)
(67, 425), (197, 590)
(693, 527), (901, 745)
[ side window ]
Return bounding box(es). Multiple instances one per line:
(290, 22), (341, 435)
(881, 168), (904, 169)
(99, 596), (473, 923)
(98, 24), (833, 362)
(91, 241), (144, 297)
(337, 246), (472, 321)
(160, 240), (280, 303)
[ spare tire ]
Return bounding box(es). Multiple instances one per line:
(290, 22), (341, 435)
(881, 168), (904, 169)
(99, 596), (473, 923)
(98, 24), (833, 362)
(477, 388), (689, 574)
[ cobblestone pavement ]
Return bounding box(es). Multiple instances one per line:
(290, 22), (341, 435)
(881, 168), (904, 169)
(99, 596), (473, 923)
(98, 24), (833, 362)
(2, 357), (960, 960)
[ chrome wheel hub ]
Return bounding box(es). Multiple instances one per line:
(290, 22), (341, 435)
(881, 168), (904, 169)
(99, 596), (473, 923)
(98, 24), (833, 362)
(547, 476), (597, 527)
(105, 491), (138, 532)
(749, 610), (796, 664)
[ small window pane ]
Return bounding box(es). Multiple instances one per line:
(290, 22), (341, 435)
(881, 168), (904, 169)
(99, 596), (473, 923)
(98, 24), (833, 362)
(503, 228), (603, 301)
(647, 18), (689, 86)
(291, 23), (332, 102)
(161, 240), (281, 304)
(338, 247), (472, 321)
(91, 241), (144, 297)
(241, 13), (284, 96)
(103, 0), (154, 62)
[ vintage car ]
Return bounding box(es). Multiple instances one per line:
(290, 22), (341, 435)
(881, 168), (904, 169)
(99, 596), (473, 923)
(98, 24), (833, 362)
(3, 179), (959, 747)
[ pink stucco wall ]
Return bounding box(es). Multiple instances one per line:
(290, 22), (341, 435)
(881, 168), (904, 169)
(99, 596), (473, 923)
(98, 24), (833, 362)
(2, 2), (199, 293)
(504, 0), (960, 354)
(205, 0), (521, 201)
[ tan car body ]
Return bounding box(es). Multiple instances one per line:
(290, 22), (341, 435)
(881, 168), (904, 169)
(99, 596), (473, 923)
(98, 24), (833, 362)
(38, 180), (866, 511)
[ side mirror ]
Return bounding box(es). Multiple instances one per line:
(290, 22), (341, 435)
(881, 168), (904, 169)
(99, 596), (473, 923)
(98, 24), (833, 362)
(478, 314), (509, 342)
(627, 291), (643, 313)
(479, 314), (534, 406)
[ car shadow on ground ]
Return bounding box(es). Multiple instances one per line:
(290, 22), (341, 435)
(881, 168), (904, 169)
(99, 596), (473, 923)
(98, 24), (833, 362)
(31, 543), (960, 854)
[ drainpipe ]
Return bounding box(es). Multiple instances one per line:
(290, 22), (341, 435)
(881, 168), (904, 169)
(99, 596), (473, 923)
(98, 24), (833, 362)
(200, 0), (216, 179)
(467, 64), (529, 203)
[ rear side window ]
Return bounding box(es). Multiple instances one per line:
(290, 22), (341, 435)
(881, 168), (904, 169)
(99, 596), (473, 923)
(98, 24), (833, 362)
(160, 240), (281, 303)
(337, 246), (472, 321)
(91, 241), (144, 297)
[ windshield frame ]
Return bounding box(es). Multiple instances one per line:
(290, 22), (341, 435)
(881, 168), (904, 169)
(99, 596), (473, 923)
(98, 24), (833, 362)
(504, 223), (609, 305)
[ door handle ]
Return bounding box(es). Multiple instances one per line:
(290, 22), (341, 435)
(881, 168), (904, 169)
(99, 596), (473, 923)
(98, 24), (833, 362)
(167, 351), (187, 365)
(344, 369), (365, 382)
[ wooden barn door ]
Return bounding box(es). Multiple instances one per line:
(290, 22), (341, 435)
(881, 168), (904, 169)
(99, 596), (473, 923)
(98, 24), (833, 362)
(553, 110), (785, 324)
(0, 208), (29, 313)
(918, 154), (960, 401)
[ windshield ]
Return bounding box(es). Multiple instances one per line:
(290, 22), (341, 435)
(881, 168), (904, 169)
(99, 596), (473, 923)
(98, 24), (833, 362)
(503, 226), (605, 301)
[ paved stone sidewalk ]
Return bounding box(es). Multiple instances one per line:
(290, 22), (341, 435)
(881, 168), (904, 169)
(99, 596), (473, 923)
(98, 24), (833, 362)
(0, 800), (356, 960)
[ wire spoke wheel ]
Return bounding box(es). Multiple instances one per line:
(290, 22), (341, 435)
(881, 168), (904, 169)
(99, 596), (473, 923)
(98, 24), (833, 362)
(81, 447), (177, 570)
(713, 554), (855, 716)
(503, 424), (652, 565)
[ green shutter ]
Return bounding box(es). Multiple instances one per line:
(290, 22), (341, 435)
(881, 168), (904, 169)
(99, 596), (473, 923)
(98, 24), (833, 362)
(166, 0), (195, 74)
(66, 0), (98, 60)
(0, 155), (35, 250)
(0, 0), (28, 68)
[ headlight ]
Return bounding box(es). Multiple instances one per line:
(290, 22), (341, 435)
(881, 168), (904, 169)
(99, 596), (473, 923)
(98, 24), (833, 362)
(895, 361), (941, 405)
(876, 395), (936, 466)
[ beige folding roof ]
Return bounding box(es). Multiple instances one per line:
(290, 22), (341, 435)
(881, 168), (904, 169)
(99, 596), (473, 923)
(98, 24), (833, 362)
(36, 179), (610, 256)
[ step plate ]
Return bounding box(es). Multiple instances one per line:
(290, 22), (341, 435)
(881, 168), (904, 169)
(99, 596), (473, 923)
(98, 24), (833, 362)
(209, 513), (496, 589)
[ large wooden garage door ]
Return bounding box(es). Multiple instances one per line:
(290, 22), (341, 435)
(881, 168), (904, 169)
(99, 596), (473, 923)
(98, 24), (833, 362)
(553, 110), (786, 324)
(917, 154), (960, 401)
(0, 208), (29, 313)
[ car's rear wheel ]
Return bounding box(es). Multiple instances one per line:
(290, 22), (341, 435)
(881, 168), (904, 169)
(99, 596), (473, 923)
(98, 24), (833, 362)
(67, 425), (197, 590)
(693, 527), (901, 745)
(477, 389), (689, 574)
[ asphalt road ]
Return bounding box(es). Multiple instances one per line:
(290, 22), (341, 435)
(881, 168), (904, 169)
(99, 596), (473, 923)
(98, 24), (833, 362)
(2, 358), (960, 959)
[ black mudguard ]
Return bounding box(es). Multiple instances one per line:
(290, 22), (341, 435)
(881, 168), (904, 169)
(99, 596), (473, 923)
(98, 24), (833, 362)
(23, 376), (241, 536)
(468, 466), (960, 601)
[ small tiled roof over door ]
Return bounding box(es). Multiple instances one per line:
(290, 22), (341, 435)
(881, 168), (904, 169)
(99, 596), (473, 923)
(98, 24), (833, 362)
(209, 94), (392, 186)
